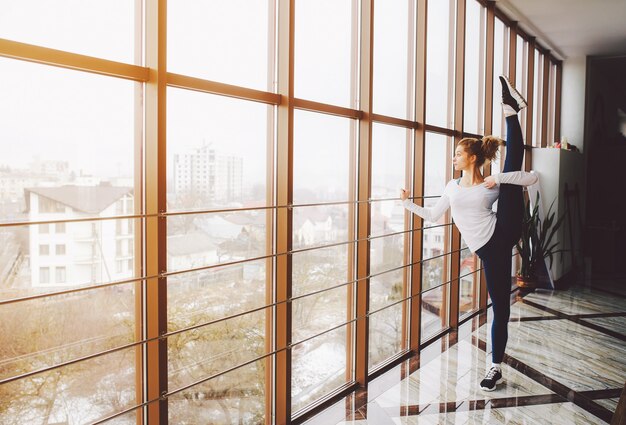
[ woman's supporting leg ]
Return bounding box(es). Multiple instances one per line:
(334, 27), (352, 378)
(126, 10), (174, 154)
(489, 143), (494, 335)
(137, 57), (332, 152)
(480, 244), (512, 364)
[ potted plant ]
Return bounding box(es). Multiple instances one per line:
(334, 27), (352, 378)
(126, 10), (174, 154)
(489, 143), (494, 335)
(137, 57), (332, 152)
(515, 193), (566, 288)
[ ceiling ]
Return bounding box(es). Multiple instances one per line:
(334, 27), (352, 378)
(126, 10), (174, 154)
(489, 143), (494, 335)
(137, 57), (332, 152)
(497, 0), (626, 60)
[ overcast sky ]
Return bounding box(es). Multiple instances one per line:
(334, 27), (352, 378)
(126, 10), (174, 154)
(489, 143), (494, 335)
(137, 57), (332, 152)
(0, 0), (457, 198)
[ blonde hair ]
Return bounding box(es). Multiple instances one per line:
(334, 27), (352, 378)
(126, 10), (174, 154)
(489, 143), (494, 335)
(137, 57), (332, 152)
(457, 136), (504, 167)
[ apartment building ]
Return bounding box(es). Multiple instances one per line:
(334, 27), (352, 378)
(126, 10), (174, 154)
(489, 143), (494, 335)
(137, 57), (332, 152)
(25, 185), (134, 287)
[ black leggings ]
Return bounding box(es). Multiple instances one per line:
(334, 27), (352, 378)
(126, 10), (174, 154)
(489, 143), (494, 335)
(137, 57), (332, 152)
(476, 115), (524, 363)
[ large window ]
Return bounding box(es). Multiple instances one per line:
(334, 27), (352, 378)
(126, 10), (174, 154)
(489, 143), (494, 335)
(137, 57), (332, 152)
(373, 0), (414, 120)
(0, 54), (140, 423)
(421, 133), (453, 341)
(0, 1), (561, 423)
(426, 0), (456, 128)
(165, 87), (272, 421)
(490, 18), (509, 175)
(547, 62), (558, 146)
(459, 239), (480, 317)
(167, 89), (270, 212)
(463, 0), (486, 135)
(168, 0), (272, 92)
(0, 1), (136, 63)
(492, 18), (509, 142)
(294, 0), (356, 108)
(291, 110), (354, 412)
(369, 123), (411, 369)
(516, 35), (529, 140)
(533, 50), (544, 147)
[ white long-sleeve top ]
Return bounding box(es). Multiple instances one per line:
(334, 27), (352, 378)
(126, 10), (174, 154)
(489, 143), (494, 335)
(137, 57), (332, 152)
(403, 171), (538, 252)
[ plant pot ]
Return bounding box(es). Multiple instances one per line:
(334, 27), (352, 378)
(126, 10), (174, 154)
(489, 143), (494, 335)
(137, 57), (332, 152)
(516, 274), (538, 289)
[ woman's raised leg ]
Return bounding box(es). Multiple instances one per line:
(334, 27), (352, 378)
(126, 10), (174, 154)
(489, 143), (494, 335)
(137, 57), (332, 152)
(495, 76), (527, 246)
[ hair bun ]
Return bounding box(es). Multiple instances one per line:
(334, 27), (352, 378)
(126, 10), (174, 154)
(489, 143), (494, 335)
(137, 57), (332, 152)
(480, 135), (505, 162)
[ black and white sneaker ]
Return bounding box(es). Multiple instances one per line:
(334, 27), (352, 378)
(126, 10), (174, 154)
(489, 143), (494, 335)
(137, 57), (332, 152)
(499, 75), (527, 112)
(480, 367), (503, 391)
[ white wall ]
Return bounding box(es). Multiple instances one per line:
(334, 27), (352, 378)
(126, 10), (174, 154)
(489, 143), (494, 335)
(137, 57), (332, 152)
(532, 149), (585, 283)
(555, 56), (588, 245)
(525, 57), (588, 284)
(560, 56), (587, 152)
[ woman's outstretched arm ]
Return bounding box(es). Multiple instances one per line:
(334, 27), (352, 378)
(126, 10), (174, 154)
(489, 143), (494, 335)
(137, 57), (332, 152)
(400, 189), (450, 223)
(483, 171), (538, 188)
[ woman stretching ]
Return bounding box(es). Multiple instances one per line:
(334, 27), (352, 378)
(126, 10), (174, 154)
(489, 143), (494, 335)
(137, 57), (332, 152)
(400, 76), (537, 391)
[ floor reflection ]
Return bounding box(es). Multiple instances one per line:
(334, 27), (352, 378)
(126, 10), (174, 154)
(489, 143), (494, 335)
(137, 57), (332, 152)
(304, 279), (626, 425)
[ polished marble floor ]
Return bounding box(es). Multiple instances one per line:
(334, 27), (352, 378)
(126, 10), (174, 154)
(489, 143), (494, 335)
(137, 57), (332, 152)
(304, 278), (626, 425)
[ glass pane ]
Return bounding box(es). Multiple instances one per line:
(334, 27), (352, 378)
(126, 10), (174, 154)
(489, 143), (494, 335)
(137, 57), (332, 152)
(515, 37), (525, 91)
(168, 310), (266, 390)
(422, 225), (452, 264)
(167, 262), (268, 332)
(515, 36), (528, 141)
(293, 110), (353, 204)
(371, 123), (411, 200)
(533, 51), (543, 147)
(491, 18), (508, 141)
(421, 283), (449, 341)
(292, 244), (351, 298)
(167, 89), (270, 212)
(460, 270), (479, 316)
(426, 0), (456, 128)
(547, 62), (557, 145)
(369, 302), (407, 370)
(0, 284), (136, 383)
(0, 58), (137, 224)
(371, 200), (406, 239)
(169, 359), (266, 424)
(370, 126), (408, 334)
(167, 211), (268, 273)
(511, 249), (520, 290)
(0, 1), (137, 64)
(491, 147), (502, 176)
(459, 241), (478, 276)
(424, 132), (452, 197)
(292, 246), (352, 412)
(293, 285), (348, 343)
(460, 238), (480, 316)
(373, 0), (413, 119)
(463, 0), (486, 135)
(370, 237), (406, 311)
(422, 249), (452, 291)
(423, 132), (453, 224)
(292, 205), (350, 249)
(292, 324), (349, 413)
(0, 220), (139, 296)
(168, 0), (272, 91)
(295, 0), (355, 107)
(0, 347), (137, 424)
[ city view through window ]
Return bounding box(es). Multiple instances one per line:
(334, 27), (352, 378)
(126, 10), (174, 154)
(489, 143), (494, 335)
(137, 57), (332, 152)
(0, 1), (560, 423)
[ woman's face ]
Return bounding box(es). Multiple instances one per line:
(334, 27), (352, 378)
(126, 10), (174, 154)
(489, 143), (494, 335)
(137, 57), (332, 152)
(453, 145), (475, 171)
